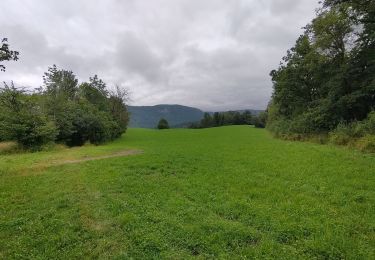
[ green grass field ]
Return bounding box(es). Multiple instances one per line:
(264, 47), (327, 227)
(1, 126), (374, 259)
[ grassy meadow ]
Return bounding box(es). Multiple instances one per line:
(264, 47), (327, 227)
(1, 126), (374, 259)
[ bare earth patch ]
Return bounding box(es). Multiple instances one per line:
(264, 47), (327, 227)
(16, 149), (143, 176)
(48, 149), (143, 166)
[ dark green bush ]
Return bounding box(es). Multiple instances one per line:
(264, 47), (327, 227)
(0, 85), (57, 150)
(157, 118), (170, 129)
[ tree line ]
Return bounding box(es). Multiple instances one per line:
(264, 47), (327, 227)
(267, 0), (375, 151)
(0, 65), (129, 151)
(189, 111), (267, 129)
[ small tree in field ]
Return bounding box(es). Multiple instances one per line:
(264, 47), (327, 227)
(157, 118), (169, 129)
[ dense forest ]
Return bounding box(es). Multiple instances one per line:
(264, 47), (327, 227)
(268, 0), (375, 151)
(0, 65), (129, 150)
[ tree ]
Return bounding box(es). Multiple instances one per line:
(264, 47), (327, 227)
(200, 112), (213, 128)
(0, 38), (19, 72)
(41, 66), (129, 146)
(42, 65), (79, 142)
(242, 110), (253, 125)
(267, 0), (375, 136)
(80, 77), (108, 111)
(213, 112), (224, 126)
(108, 85), (129, 137)
(157, 118), (170, 129)
(43, 65), (78, 101)
(253, 112), (268, 128)
(0, 82), (57, 150)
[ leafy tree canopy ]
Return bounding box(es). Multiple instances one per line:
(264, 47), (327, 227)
(0, 38), (19, 72)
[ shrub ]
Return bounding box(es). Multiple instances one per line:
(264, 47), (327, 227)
(253, 112), (267, 128)
(355, 135), (375, 153)
(157, 118), (169, 129)
(0, 108), (57, 151)
(329, 123), (356, 146)
(355, 111), (375, 136)
(66, 101), (121, 146)
(0, 85), (57, 151)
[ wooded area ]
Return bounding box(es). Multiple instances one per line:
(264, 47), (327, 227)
(268, 0), (375, 151)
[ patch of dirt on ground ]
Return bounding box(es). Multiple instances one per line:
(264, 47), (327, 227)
(49, 149), (143, 166)
(17, 149), (143, 176)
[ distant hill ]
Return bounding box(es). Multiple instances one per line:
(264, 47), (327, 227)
(128, 105), (204, 128)
(128, 104), (264, 128)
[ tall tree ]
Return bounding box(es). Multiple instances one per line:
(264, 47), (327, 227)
(268, 0), (375, 135)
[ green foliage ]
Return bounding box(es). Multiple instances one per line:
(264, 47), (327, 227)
(0, 38), (19, 72)
(329, 112), (375, 151)
(157, 118), (169, 129)
(253, 111), (267, 128)
(108, 85), (129, 136)
(43, 65), (79, 101)
(355, 111), (375, 136)
(355, 135), (375, 152)
(329, 123), (355, 145)
(268, 0), (375, 144)
(0, 83), (57, 150)
(0, 65), (129, 150)
(1, 127), (374, 258)
(200, 112), (214, 128)
(79, 75), (109, 111)
(41, 65), (129, 146)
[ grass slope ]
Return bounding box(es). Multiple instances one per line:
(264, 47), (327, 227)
(1, 126), (374, 259)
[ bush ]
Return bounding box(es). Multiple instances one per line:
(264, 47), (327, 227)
(0, 85), (57, 150)
(355, 135), (375, 153)
(66, 101), (121, 146)
(355, 111), (375, 136)
(0, 108), (57, 151)
(329, 123), (356, 146)
(253, 112), (268, 128)
(157, 118), (169, 129)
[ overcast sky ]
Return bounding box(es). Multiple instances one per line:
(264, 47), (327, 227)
(1, 0), (319, 111)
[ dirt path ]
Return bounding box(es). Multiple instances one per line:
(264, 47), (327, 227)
(15, 149), (143, 177)
(49, 149), (143, 166)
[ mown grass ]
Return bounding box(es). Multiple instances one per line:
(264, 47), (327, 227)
(1, 126), (374, 259)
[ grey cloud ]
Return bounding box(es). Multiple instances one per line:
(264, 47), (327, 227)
(1, 0), (320, 110)
(115, 32), (165, 82)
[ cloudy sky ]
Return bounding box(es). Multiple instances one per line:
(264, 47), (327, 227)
(1, 0), (319, 111)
